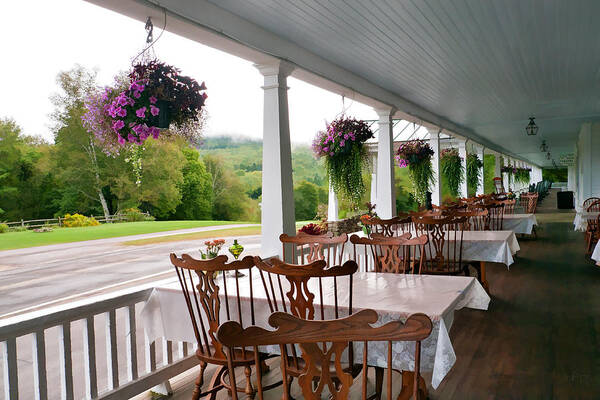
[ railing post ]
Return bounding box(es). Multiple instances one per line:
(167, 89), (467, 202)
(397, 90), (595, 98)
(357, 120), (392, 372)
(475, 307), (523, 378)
(2, 338), (18, 400)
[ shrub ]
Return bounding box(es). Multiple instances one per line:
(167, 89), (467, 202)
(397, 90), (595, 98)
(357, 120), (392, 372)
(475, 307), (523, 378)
(122, 208), (155, 222)
(0, 223), (8, 234)
(9, 226), (27, 232)
(63, 213), (100, 228)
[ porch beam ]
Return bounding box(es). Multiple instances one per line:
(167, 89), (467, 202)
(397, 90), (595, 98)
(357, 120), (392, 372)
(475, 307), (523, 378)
(375, 108), (397, 218)
(256, 60), (296, 259)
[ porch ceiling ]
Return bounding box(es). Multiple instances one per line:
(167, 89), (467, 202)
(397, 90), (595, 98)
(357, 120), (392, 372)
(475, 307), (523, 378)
(88, 0), (600, 167)
(207, 0), (600, 167)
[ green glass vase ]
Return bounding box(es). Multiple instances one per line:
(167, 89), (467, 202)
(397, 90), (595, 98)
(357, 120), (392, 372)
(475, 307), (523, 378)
(228, 239), (244, 260)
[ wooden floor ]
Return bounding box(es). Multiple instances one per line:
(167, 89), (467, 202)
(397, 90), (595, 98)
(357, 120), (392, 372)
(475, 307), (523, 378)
(151, 190), (600, 399)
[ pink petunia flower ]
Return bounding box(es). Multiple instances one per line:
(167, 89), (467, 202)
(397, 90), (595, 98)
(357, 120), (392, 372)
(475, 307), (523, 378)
(112, 120), (125, 131)
(149, 96), (157, 104)
(135, 107), (147, 118)
(150, 105), (160, 116)
(133, 91), (141, 99)
(117, 135), (126, 145)
(116, 107), (127, 117)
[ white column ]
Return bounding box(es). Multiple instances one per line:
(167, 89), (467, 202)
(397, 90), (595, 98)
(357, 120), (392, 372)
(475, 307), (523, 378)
(255, 60), (295, 259)
(375, 108), (396, 218)
(476, 145), (485, 195)
(370, 153), (377, 205)
(327, 180), (338, 222)
(494, 153), (501, 178)
(457, 139), (468, 198)
(568, 165), (576, 193)
(429, 130), (442, 206)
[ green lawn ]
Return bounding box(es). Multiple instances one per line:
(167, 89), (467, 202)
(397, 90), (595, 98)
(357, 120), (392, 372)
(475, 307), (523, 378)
(0, 220), (251, 251)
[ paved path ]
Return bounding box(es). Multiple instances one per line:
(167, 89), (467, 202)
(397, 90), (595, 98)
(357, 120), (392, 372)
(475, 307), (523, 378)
(0, 224), (261, 318)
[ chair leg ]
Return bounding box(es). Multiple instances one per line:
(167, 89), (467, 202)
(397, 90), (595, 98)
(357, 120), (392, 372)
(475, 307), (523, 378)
(192, 361), (207, 400)
(375, 366), (384, 400)
(244, 366), (255, 398)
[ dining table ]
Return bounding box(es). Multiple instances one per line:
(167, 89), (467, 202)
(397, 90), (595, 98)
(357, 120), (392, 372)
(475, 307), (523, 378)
(503, 213), (538, 235)
(573, 208), (600, 232)
(141, 271), (490, 391)
(345, 229), (520, 292)
(592, 242), (600, 266)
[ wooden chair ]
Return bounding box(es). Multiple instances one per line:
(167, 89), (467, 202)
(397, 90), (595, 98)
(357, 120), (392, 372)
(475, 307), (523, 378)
(349, 233), (428, 274)
(218, 309), (433, 400)
(583, 197), (600, 210)
(585, 202), (600, 254)
(253, 256), (360, 393)
(519, 192), (538, 214)
(481, 202), (505, 231)
(169, 254), (281, 399)
(451, 209), (488, 231)
(280, 232), (348, 267)
(359, 214), (413, 237)
(499, 199), (516, 215)
(412, 215), (468, 276)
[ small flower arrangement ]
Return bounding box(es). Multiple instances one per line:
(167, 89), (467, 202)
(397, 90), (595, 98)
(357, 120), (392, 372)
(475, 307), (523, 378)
(312, 116), (374, 206)
(82, 60), (207, 153)
(200, 239), (225, 259)
(395, 140), (435, 205)
(359, 202), (378, 235)
(298, 223), (325, 235)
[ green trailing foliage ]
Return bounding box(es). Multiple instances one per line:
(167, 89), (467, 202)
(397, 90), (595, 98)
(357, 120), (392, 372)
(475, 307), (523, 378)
(440, 148), (464, 198)
(466, 153), (483, 196)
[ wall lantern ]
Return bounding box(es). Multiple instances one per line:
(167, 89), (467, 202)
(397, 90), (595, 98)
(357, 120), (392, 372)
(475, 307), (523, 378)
(526, 117), (538, 136)
(540, 140), (548, 152)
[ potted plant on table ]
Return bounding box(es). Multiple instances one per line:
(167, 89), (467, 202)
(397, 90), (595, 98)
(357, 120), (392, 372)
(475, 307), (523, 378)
(396, 140), (435, 205)
(312, 116), (374, 207)
(200, 239), (225, 259)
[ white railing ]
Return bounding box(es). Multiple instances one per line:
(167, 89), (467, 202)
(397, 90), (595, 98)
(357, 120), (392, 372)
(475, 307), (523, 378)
(0, 288), (196, 400)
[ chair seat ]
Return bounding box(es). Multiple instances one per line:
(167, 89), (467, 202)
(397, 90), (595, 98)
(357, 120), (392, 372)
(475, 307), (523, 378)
(196, 346), (269, 366)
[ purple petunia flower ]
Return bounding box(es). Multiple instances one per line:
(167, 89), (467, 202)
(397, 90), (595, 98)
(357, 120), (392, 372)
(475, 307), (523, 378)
(116, 107), (127, 117)
(117, 135), (126, 145)
(136, 107), (147, 118)
(112, 120), (125, 131)
(133, 91), (141, 99)
(150, 126), (160, 139)
(149, 96), (157, 104)
(150, 105), (160, 116)
(340, 140), (345, 147)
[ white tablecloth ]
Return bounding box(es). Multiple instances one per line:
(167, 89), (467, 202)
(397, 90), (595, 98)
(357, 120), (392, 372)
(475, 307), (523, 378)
(346, 230), (520, 269)
(141, 272), (490, 389)
(573, 208), (599, 231)
(592, 242), (600, 265)
(503, 214), (537, 235)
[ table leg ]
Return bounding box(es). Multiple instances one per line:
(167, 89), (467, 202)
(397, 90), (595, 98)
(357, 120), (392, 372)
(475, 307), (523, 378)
(479, 261), (490, 293)
(397, 371), (427, 400)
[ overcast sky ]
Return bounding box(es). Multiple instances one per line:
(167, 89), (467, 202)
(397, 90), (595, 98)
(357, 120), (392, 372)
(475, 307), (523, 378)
(0, 0), (378, 145)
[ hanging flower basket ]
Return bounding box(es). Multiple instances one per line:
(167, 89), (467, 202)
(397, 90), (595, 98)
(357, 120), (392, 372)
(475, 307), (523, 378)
(312, 116), (374, 207)
(440, 148), (464, 198)
(514, 167), (532, 184)
(466, 153), (483, 194)
(395, 140), (435, 205)
(82, 60), (207, 153)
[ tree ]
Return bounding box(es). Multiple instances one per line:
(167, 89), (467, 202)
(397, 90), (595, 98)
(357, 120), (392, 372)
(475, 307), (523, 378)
(294, 180), (319, 221)
(203, 154), (249, 221)
(52, 66), (112, 219)
(171, 147), (212, 220)
(0, 119), (22, 217)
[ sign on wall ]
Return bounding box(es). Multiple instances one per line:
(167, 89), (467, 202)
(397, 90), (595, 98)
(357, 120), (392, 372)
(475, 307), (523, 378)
(559, 153), (575, 166)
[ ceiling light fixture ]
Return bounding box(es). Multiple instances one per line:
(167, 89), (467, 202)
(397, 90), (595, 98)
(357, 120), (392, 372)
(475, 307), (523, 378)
(526, 117), (538, 136)
(540, 140), (548, 152)
(546, 151), (551, 160)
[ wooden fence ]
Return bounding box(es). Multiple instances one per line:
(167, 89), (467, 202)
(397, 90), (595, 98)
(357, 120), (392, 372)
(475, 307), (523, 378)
(3, 212), (150, 230)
